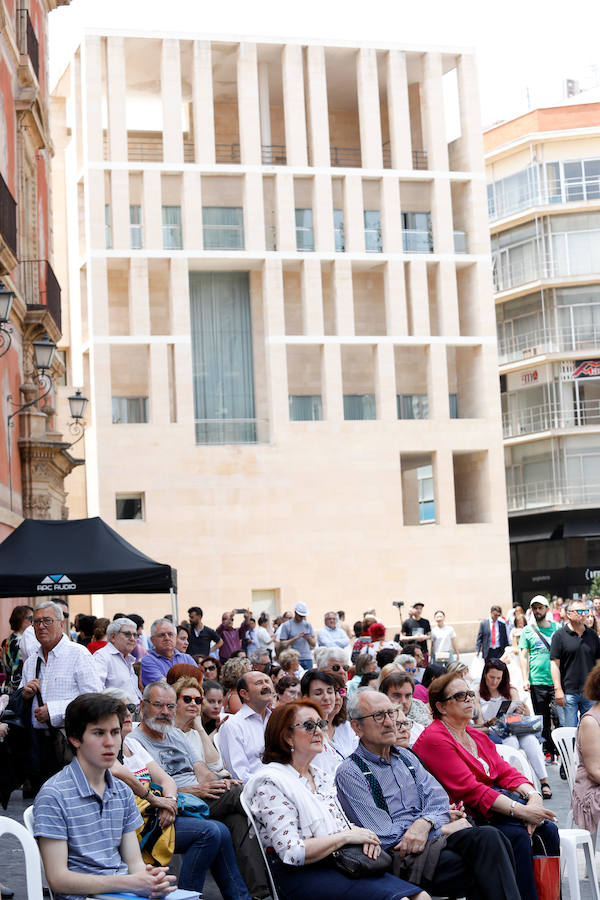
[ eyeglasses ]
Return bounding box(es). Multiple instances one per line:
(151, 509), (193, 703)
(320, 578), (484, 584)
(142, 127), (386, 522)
(404, 667), (417, 673)
(291, 718), (327, 733)
(571, 608), (589, 616)
(440, 690), (476, 703)
(329, 664), (349, 672)
(180, 695), (203, 705)
(396, 719), (412, 731)
(154, 631), (175, 639)
(354, 708), (400, 724)
(126, 704), (137, 713)
(63, 611), (69, 619)
(147, 700), (176, 711)
(119, 631), (137, 639)
(33, 617), (60, 628)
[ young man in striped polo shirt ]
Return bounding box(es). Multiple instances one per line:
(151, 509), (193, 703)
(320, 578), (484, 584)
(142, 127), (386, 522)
(33, 693), (175, 900)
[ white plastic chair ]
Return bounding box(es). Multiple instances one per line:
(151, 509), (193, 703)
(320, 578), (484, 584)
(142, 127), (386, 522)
(239, 791), (280, 900)
(0, 813), (44, 900)
(552, 726), (578, 828)
(23, 806), (53, 899)
(559, 828), (600, 900)
(495, 743), (542, 792)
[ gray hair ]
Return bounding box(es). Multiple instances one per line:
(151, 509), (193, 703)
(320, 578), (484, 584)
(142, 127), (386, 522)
(34, 600), (64, 620)
(347, 686), (377, 720)
(354, 653), (375, 676)
(249, 649), (269, 664)
(150, 618), (175, 636)
(102, 686), (136, 704)
(314, 645), (349, 669)
(396, 654), (417, 667)
(324, 611), (338, 622)
(107, 617), (137, 639)
(142, 680), (176, 701)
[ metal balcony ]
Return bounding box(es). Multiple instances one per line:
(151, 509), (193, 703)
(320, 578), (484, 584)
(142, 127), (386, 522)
(507, 479), (600, 512)
(215, 143), (241, 164)
(18, 260), (61, 332)
(261, 145), (287, 165)
(0, 174), (17, 260)
(17, 9), (39, 81)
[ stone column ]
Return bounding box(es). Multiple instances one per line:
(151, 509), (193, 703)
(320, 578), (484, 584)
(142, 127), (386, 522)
(143, 170), (163, 250)
(437, 260), (460, 336)
(306, 45), (330, 167)
(282, 44), (308, 166)
(431, 178), (454, 254)
(356, 48), (383, 169)
(110, 170), (129, 250)
(381, 177), (402, 253)
(262, 260), (288, 432)
(333, 258), (354, 336)
(258, 62), (272, 149)
(83, 35), (103, 162)
(161, 39), (183, 164)
(322, 343), (344, 421)
(150, 344), (170, 425)
(313, 173), (334, 253)
(428, 342), (449, 420)
(421, 53), (448, 171)
(343, 174), (365, 253)
(87, 169), (106, 250)
(106, 36), (127, 162)
(89, 257), (109, 334)
(386, 50), (412, 169)
(301, 258), (324, 335)
(128, 257), (151, 335)
(384, 260), (408, 335)
(192, 41), (215, 165)
(457, 53), (485, 173)
(237, 43), (261, 165)
(244, 172), (265, 251)
(275, 172), (296, 251)
(170, 257), (191, 335)
(375, 343), (396, 420)
(182, 171), (203, 250)
(407, 260), (430, 335)
(435, 448), (456, 525)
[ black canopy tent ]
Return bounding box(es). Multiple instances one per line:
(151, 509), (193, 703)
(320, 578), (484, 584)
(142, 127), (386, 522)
(0, 516), (178, 619)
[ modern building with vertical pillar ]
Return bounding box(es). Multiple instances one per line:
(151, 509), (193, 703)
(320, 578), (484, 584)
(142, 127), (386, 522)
(51, 30), (511, 638)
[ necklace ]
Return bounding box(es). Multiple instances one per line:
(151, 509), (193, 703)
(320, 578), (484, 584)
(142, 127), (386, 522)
(441, 719), (477, 754)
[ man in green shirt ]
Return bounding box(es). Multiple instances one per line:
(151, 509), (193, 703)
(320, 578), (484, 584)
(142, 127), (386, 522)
(519, 595), (559, 761)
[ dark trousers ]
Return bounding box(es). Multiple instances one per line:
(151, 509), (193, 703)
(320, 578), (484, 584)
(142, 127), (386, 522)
(28, 730), (65, 795)
(494, 819), (560, 900)
(268, 854), (421, 900)
(423, 826), (520, 900)
(206, 785), (270, 898)
(530, 683), (557, 755)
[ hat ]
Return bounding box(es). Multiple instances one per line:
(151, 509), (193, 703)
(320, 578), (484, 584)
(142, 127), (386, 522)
(413, 602), (425, 608)
(294, 602), (309, 617)
(530, 595), (549, 608)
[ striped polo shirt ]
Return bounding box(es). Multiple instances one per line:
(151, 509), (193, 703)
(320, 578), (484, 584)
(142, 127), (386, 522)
(34, 757), (142, 900)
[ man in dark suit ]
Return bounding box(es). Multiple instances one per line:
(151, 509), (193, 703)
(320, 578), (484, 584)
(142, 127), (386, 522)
(476, 605), (510, 660)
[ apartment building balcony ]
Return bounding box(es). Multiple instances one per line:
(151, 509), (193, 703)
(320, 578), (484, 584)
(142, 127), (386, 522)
(507, 479), (600, 512)
(16, 8), (39, 85)
(403, 229), (433, 253)
(488, 175), (600, 223)
(502, 398), (600, 439)
(330, 146), (428, 170)
(498, 323), (600, 364)
(0, 174), (17, 272)
(17, 259), (61, 332)
(102, 134), (195, 163)
(261, 145), (286, 165)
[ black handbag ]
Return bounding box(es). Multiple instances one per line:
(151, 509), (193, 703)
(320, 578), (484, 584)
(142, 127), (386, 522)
(332, 845), (392, 879)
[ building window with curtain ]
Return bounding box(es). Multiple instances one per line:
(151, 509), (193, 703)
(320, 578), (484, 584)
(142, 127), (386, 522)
(289, 395), (322, 421)
(397, 394), (428, 419)
(112, 396), (149, 424)
(364, 210), (382, 252)
(189, 272), (257, 444)
(295, 209), (314, 251)
(130, 205), (143, 249)
(202, 207), (244, 250)
(343, 394), (376, 420)
(162, 205), (183, 250)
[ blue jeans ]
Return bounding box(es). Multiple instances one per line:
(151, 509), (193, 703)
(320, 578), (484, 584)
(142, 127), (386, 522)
(299, 659), (314, 670)
(174, 816), (251, 900)
(562, 692), (593, 727)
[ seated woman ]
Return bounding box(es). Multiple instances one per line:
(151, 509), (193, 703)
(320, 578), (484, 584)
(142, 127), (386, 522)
(201, 679), (225, 736)
(300, 670), (356, 775)
(243, 699), (429, 900)
(347, 653), (378, 699)
(314, 646), (350, 682)
(172, 676), (228, 776)
(105, 689), (251, 900)
(275, 674), (301, 704)
(477, 659), (551, 799)
(198, 656), (221, 682)
(414, 672), (559, 900)
(573, 661), (600, 831)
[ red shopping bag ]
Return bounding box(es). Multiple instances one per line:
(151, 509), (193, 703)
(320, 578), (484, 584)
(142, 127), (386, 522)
(533, 854), (560, 900)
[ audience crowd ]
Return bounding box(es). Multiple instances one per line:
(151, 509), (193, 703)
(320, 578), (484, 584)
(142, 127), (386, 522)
(2, 594), (598, 900)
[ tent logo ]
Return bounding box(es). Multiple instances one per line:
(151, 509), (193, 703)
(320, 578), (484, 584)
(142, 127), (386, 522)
(37, 574), (77, 592)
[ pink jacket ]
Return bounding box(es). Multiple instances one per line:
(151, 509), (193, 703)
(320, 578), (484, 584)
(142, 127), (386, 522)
(414, 719), (530, 816)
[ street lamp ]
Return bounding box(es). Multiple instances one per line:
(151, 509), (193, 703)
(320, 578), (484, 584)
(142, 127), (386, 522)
(0, 286), (15, 358)
(32, 336), (56, 372)
(65, 389), (89, 448)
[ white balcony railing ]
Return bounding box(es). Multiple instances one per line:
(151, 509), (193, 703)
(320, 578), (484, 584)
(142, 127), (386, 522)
(507, 479), (600, 511)
(502, 399), (600, 438)
(488, 176), (600, 222)
(498, 322), (600, 363)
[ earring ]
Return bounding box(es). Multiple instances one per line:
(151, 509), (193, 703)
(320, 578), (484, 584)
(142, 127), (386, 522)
(290, 745), (295, 752)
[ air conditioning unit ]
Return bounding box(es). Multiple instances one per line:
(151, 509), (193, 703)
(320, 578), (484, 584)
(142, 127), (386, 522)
(522, 347), (540, 358)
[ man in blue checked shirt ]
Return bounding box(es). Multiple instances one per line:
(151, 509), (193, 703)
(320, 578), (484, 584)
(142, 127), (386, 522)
(335, 690), (521, 900)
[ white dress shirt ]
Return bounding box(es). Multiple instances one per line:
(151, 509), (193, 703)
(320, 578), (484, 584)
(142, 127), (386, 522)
(317, 626), (350, 649)
(20, 634), (102, 727)
(93, 641), (141, 701)
(218, 703), (271, 781)
(19, 624), (40, 662)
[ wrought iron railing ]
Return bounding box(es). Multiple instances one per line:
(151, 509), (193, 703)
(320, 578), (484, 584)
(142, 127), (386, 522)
(330, 146), (362, 167)
(17, 9), (39, 80)
(18, 260), (61, 332)
(0, 174), (17, 258)
(215, 143), (241, 164)
(261, 145), (287, 165)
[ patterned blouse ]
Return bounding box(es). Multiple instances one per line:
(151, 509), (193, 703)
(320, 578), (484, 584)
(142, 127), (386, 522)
(248, 764), (349, 866)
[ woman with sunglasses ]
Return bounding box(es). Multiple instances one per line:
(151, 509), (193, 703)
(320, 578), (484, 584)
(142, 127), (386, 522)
(243, 699), (429, 900)
(172, 676), (228, 776)
(198, 655), (221, 681)
(477, 659), (551, 799)
(414, 672), (558, 900)
(314, 646), (350, 682)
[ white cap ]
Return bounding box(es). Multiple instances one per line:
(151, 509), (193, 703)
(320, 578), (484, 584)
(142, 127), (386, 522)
(294, 602), (309, 617)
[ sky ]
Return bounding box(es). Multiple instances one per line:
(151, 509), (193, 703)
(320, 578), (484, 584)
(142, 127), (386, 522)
(49, 0), (600, 128)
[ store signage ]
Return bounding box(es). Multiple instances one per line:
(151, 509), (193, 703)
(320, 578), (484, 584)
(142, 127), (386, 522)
(573, 360), (600, 378)
(521, 370), (538, 385)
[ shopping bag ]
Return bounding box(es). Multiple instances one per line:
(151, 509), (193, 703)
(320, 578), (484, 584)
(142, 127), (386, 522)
(533, 833), (560, 900)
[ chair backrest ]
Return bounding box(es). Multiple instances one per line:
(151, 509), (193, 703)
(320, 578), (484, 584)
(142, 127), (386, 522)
(552, 726), (578, 793)
(23, 805), (35, 835)
(212, 729), (221, 753)
(239, 791), (280, 900)
(0, 814), (43, 900)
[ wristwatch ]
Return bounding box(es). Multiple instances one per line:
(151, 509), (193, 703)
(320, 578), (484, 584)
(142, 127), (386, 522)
(421, 816), (436, 828)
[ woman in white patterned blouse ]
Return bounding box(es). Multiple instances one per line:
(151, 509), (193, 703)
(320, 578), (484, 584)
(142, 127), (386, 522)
(243, 699), (430, 900)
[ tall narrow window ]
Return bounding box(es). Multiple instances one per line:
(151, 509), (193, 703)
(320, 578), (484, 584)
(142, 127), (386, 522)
(202, 207), (244, 250)
(189, 272), (256, 444)
(364, 210), (382, 252)
(162, 205), (182, 250)
(112, 396), (149, 424)
(105, 204), (112, 249)
(333, 209), (345, 252)
(402, 212), (433, 252)
(130, 205), (143, 249)
(295, 209), (314, 251)
(418, 465), (435, 523)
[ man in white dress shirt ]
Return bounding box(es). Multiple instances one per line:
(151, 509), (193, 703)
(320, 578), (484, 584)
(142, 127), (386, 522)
(20, 600), (102, 793)
(93, 617), (141, 701)
(317, 611), (350, 649)
(218, 671), (273, 782)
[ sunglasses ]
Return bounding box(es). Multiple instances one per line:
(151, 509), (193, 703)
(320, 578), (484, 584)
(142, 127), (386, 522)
(441, 690), (476, 703)
(404, 667), (417, 673)
(330, 664), (349, 672)
(291, 718), (327, 734)
(126, 703), (137, 713)
(180, 695), (203, 705)
(571, 608), (589, 616)
(203, 663), (217, 670)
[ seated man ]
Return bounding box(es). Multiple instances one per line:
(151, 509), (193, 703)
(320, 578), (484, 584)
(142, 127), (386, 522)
(335, 689), (520, 900)
(130, 681), (269, 899)
(33, 693), (175, 900)
(378, 669), (430, 745)
(218, 672), (273, 781)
